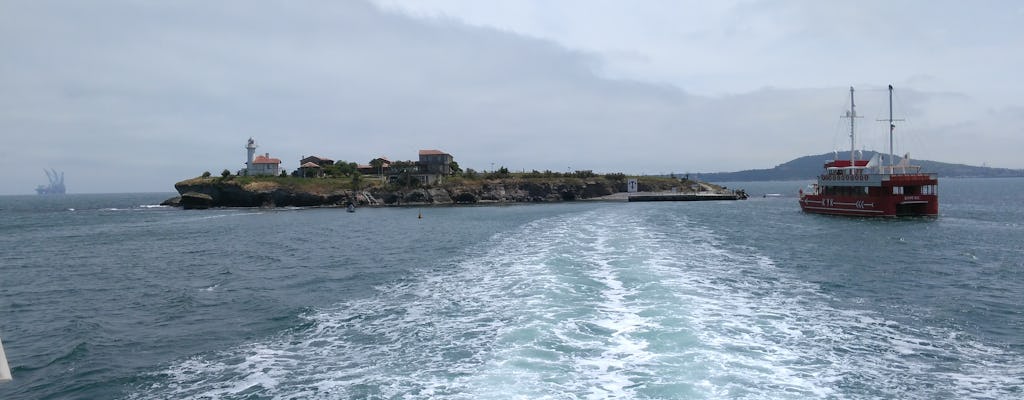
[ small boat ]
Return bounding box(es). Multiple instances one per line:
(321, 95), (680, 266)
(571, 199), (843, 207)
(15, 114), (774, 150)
(1, 336), (11, 383)
(799, 85), (938, 217)
(346, 203), (356, 213)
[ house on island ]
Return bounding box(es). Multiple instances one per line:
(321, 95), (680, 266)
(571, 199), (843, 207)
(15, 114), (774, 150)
(300, 155), (334, 167)
(415, 149), (454, 184)
(297, 155), (333, 178)
(353, 151), (454, 185)
(357, 156), (391, 178)
(251, 153), (282, 176)
(244, 138), (282, 176)
(298, 162), (323, 178)
(286, 149), (455, 184)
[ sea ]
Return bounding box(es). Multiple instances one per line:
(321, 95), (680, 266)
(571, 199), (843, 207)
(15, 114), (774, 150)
(1, 178), (1021, 399)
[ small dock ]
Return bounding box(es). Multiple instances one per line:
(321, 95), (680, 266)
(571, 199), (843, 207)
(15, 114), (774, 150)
(627, 192), (745, 202)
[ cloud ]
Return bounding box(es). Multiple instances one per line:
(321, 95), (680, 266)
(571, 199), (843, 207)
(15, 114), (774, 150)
(0, 0), (1020, 194)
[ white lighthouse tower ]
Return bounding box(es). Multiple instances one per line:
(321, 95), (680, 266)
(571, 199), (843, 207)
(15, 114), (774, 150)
(245, 137), (257, 175)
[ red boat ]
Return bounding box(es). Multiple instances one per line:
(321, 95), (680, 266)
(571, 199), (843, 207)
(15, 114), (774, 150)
(799, 86), (938, 217)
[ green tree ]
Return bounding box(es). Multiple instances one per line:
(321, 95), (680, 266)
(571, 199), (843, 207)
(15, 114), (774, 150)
(388, 161), (419, 188)
(221, 169), (231, 178)
(450, 160), (463, 175)
(351, 172), (363, 190)
(339, 162), (357, 176)
(401, 172), (420, 188)
(201, 171), (212, 178)
(321, 164), (339, 177)
(323, 161), (357, 178)
(369, 158), (386, 179)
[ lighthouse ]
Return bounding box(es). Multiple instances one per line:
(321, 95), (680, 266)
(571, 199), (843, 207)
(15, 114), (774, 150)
(245, 137), (257, 175)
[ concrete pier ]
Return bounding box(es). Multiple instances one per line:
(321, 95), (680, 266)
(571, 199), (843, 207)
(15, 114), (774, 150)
(627, 193), (744, 202)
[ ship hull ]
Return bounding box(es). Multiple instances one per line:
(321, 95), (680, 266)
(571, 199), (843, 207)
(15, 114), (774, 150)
(799, 193), (937, 217)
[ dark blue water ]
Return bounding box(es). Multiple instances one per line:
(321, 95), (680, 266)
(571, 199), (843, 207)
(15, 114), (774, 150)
(1, 179), (1021, 399)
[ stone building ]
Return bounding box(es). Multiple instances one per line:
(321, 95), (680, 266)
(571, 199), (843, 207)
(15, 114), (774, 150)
(245, 138), (282, 176)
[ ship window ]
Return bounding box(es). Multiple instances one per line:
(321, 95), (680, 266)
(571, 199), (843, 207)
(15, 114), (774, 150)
(892, 186), (903, 195)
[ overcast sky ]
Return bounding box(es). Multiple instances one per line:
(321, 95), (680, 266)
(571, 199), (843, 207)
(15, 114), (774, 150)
(1, 0), (1021, 194)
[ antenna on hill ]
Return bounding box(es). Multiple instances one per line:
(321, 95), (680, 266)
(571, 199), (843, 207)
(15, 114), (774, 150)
(841, 86), (864, 164)
(876, 84), (904, 173)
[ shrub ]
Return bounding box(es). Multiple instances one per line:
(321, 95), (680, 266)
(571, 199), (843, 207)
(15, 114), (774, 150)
(221, 169), (231, 177)
(523, 169), (543, 179)
(201, 171), (212, 178)
(351, 172), (363, 190)
(485, 166), (511, 180)
(572, 170), (596, 179)
(604, 172), (626, 181)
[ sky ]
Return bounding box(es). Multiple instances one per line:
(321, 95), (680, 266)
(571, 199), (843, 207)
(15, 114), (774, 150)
(1, 0), (1021, 194)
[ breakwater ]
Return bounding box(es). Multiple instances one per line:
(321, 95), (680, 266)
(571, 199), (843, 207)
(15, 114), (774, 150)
(627, 192), (746, 202)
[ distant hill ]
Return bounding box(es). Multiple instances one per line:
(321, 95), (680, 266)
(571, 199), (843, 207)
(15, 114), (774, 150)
(696, 151), (1024, 182)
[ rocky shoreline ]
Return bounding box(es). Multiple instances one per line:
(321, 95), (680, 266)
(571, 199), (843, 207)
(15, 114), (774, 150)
(165, 178), (636, 209)
(164, 176), (740, 209)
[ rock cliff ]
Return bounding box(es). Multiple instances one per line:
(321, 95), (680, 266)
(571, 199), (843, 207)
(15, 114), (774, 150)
(168, 176), (711, 208)
(173, 178), (352, 208)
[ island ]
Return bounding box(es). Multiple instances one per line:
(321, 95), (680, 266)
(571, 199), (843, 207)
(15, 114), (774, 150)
(165, 172), (741, 209)
(163, 138), (743, 209)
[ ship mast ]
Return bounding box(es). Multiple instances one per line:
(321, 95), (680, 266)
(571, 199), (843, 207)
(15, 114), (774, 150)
(842, 86), (862, 165)
(878, 84), (903, 173)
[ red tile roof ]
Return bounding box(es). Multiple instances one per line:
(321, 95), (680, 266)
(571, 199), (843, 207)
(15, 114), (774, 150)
(419, 149), (449, 156)
(253, 154), (281, 164)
